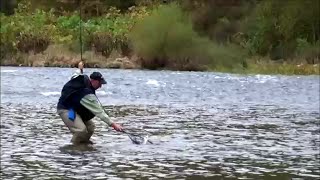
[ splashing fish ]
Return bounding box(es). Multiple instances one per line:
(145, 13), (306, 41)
(125, 132), (153, 145)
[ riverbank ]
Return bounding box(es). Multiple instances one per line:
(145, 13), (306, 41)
(1, 45), (140, 69)
(1, 46), (319, 75)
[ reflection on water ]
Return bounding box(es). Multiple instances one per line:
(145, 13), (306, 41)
(1, 67), (319, 179)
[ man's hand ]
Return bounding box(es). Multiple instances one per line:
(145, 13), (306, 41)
(111, 123), (123, 132)
(78, 61), (84, 73)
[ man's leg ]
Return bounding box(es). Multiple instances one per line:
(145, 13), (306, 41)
(84, 120), (95, 142)
(57, 109), (89, 144)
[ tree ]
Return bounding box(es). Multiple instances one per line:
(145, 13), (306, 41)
(0, 0), (17, 15)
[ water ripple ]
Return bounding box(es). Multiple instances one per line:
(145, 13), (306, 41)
(1, 67), (319, 179)
(1, 103), (319, 179)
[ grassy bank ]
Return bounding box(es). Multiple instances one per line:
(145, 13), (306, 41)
(210, 59), (319, 75)
(0, 1), (319, 75)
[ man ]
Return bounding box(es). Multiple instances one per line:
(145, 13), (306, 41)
(57, 62), (123, 145)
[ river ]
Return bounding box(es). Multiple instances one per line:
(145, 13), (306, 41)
(1, 67), (319, 179)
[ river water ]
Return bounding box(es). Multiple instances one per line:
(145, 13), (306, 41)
(1, 67), (319, 179)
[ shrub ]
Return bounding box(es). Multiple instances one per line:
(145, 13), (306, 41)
(246, 0), (320, 59)
(130, 3), (207, 70)
(16, 33), (50, 53)
(130, 3), (247, 71)
(0, 3), (57, 58)
(114, 34), (132, 57)
(86, 32), (114, 58)
(296, 39), (320, 64)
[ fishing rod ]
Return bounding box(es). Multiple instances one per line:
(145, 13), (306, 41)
(76, 3), (152, 144)
(78, 0), (83, 65)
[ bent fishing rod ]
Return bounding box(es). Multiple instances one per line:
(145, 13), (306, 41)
(76, 3), (151, 144)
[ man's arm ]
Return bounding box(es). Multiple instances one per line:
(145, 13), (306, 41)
(76, 61), (123, 131)
(80, 94), (113, 125)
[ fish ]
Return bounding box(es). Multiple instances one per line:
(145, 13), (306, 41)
(126, 133), (153, 145)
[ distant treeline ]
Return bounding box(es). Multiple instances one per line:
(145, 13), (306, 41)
(0, 0), (319, 74)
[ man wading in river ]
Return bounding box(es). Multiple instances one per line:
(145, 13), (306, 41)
(57, 62), (123, 145)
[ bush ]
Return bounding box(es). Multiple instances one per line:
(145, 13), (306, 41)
(0, 3), (57, 57)
(16, 33), (50, 53)
(296, 39), (320, 64)
(246, 0), (320, 59)
(0, 1), (148, 61)
(86, 32), (114, 58)
(114, 34), (132, 56)
(130, 3), (247, 71)
(130, 3), (190, 69)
